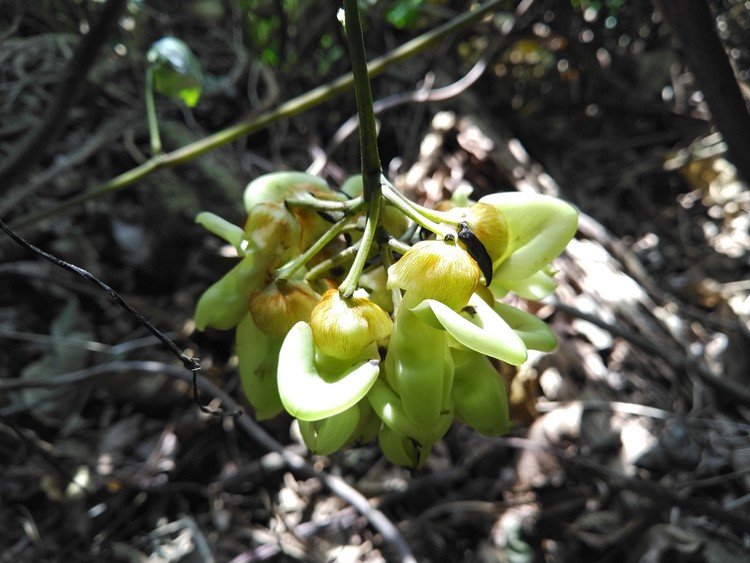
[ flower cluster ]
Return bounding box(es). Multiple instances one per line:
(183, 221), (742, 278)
(194, 172), (578, 466)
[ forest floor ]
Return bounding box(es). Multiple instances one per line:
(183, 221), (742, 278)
(2, 2), (750, 562)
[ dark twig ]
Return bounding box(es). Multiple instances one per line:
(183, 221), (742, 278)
(0, 218), (239, 417)
(553, 300), (750, 406)
(497, 436), (750, 535)
(0, 411), (83, 493)
(0, 360), (417, 562)
(308, 54), (491, 176)
(0, 0), (129, 187)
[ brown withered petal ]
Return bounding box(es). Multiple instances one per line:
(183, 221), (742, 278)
(250, 280), (319, 338)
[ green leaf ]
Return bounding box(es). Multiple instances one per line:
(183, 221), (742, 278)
(147, 37), (203, 107)
(386, 0), (424, 29)
(20, 300), (92, 424)
(411, 294), (527, 365)
(493, 302), (557, 352)
(479, 192), (577, 281)
(277, 322), (380, 421)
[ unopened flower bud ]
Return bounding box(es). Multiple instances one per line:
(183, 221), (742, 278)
(387, 240), (480, 310)
(249, 280), (319, 338)
(310, 289), (393, 359)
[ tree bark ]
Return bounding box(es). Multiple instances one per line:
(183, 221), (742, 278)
(660, 0), (750, 184)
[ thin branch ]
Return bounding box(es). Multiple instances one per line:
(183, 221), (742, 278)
(0, 360), (417, 562)
(553, 300), (750, 406)
(0, 218), (238, 417)
(0, 0), (128, 187)
(308, 53), (490, 176)
(11, 0), (504, 229)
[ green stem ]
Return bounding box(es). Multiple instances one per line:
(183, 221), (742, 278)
(381, 177), (458, 224)
(385, 236), (411, 255)
(285, 194), (364, 214)
(343, 0), (381, 202)
(276, 218), (349, 281)
(338, 0), (385, 298)
(11, 0), (504, 229)
(381, 181), (454, 239)
(339, 197), (380, 298)
(305, 244), (360, 282)
(145, 67), (163, 155)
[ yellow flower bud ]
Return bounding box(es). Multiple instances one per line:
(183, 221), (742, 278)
(387, 240), (480, 310)
(310, 289), (393, 359)
(464, 203), (509, 264)
(249, 280), (319, 338)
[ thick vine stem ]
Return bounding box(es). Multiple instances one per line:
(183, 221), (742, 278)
(337, 0), (386, 298)
(343, 0), (382, 204)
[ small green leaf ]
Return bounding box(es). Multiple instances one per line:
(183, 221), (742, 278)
(411, 294), (527, 365)
(479, 193), (577, 281)
(147, 37), (203, 107)
(277, 322), (380, 421)
(386, 0), (424, 29)
(493, 302), (557, 352)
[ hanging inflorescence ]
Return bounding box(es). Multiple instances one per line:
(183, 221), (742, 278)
(194, 171), (577, 467)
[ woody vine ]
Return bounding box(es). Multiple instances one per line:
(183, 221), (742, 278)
(194, 1), (578, 467)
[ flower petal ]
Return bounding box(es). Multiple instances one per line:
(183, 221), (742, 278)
(479, 192), (577, 281)
(410, 294), (527, 365)
(490, 269), (557, 301)
(277, 322), (380, 421)
(493, 301), (557, 352)
(196, 212), (245, 253)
